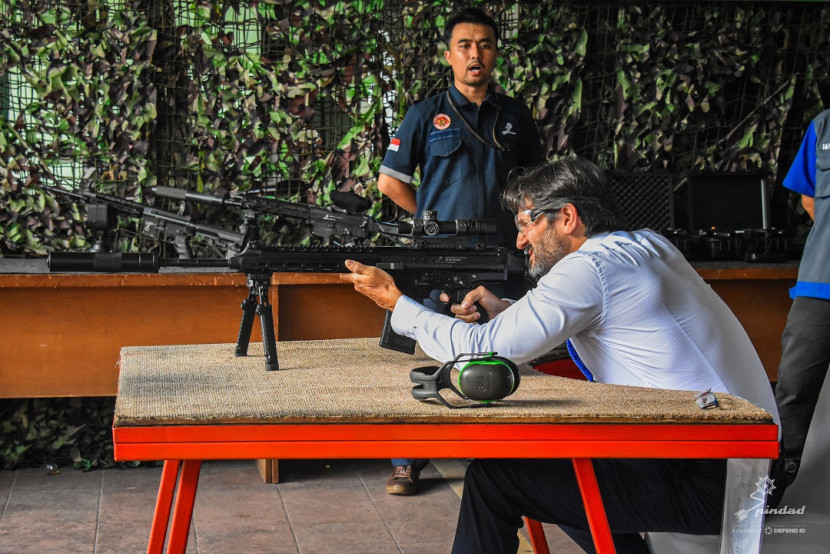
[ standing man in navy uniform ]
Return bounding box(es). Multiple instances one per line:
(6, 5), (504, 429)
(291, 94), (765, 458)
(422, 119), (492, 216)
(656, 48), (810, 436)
(771, 107), (830, 503)
(377, 7), (544, 495)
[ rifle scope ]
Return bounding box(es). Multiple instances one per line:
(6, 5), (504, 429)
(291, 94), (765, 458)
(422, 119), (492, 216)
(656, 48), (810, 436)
(398, 212), (496, 237)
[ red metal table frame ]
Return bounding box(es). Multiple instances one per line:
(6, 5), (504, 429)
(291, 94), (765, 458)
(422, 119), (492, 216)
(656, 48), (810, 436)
(113, 421), (778, 554)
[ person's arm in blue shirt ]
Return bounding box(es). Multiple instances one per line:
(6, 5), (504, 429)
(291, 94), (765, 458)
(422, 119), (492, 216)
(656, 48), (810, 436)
(378, 173), (417, 214)
(378, 105), (424, 215)
(783, 121), (817, 221)
(803, 195), (815, 221)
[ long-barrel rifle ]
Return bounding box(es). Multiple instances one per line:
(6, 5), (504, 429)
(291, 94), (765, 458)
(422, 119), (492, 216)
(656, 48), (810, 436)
(152, 186), (404, 247)
(48, 218), (525, 371)
(40, 184), (246, 258)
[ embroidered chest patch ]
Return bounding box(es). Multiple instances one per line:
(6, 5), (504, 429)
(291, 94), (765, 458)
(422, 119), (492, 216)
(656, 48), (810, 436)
(433, 113), (451, 130)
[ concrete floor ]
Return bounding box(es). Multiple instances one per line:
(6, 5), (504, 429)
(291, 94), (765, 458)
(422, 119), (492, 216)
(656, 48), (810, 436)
(0, 458), (580, 553)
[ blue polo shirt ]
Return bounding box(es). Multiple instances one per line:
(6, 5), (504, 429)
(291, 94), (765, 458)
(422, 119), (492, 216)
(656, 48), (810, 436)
(380, 84), (544, 247)
(783, 109), (830, 300)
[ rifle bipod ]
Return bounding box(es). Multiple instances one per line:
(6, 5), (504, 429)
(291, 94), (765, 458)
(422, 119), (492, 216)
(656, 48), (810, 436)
(235, 273), (279, 370)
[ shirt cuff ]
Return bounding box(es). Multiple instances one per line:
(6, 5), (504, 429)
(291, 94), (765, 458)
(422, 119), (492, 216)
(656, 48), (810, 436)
(379, 165), (414, 184)
(390, 295), (424, 338)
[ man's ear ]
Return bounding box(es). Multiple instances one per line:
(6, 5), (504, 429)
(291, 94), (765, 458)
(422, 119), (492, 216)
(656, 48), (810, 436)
(443, 49), (451, 64)
(559, 204), (581, 233)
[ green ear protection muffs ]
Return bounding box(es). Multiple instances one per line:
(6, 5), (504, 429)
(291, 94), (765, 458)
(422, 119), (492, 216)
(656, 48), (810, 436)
(409, 352), (520, 409)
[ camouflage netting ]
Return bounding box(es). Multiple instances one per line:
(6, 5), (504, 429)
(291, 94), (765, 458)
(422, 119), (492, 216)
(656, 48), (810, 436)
(3, 0), (822, 470)
(1, 0), (828, 255)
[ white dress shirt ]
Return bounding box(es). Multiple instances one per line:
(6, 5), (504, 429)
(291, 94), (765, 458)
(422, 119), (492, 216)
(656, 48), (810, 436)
(391, 229), (778, 420)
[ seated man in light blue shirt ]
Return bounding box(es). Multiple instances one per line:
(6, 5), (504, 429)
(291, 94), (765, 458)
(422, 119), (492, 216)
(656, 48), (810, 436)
(341, 158), (778, 553)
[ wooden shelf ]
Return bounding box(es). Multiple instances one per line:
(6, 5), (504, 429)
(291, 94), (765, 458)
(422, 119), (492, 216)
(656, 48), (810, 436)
(0, 268), (385, 398)
(0, 262), (797, 397)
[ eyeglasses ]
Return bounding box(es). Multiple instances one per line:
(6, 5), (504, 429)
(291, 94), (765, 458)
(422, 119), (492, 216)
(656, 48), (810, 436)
(514, 208), (551, 232)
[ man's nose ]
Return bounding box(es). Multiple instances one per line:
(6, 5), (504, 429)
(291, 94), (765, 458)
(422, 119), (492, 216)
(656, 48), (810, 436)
(516, 230), (529, 250)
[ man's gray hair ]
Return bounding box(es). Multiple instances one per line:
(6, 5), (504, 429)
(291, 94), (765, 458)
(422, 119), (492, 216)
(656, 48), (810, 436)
(502, 158), (623, 236)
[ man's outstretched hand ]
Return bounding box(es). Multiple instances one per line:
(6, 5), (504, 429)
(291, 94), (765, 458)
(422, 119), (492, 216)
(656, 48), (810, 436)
(339, 260), (403, 312)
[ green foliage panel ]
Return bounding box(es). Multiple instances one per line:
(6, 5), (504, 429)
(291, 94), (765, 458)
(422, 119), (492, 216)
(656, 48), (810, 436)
(0, 397), (146, 471)
(1, 0), (829, 468)
(2, 1), (829, 254)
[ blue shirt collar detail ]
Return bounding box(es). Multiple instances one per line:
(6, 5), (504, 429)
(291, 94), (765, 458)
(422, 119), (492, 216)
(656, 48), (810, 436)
(448, 83), (500, 110)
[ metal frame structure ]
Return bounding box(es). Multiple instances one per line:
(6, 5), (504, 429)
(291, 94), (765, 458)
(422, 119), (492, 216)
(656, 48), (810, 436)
(113, 421), (778, 554)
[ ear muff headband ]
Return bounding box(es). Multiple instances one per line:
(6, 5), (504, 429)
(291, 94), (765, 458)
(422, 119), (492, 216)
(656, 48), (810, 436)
(410, 352), (520, 409)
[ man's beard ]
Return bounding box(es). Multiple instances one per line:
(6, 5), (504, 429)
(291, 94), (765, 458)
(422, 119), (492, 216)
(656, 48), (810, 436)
(527, 230), (569, 281)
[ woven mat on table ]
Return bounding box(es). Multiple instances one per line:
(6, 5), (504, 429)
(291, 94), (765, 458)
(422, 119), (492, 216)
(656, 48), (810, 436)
(114, 338), (772, 426)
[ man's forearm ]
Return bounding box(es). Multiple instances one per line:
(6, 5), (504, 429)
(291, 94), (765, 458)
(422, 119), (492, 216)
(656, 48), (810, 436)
(802, 194), (815, 220)
(378, 173), (417, 214)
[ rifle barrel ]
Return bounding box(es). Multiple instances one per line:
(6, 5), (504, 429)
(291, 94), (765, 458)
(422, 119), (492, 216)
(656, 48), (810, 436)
(47, 252), (232, 273)
(41, 184), (84, 201)
(153, 186), (231, 207)
(48, 252), (161, 273)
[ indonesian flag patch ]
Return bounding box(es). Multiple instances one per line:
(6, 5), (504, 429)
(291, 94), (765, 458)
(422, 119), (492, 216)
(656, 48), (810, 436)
(389, 137), (401, 151)
(433, 113), (451, 130)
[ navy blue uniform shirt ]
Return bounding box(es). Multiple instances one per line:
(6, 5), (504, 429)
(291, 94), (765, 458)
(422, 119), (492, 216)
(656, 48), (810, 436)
(380, 84), (544, 247)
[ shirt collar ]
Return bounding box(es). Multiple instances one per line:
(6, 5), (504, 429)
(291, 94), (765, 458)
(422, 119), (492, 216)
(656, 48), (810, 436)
(448, 83), (500, 109)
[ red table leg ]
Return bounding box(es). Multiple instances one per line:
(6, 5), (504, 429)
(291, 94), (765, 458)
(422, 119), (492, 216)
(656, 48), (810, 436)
(148, 460), (181, 554)
(524, 517), (551, 554)
(165, 460), (202, 554)
(572, 458), (616, 554)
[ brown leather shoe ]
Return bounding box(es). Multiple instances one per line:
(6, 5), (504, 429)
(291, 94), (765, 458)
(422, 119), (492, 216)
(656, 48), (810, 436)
(385, 465), (420, 495)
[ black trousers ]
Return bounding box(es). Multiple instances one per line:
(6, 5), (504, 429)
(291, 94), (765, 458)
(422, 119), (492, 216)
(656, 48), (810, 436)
(774, 296), (830, 472)
(451, 458), (726, 554)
